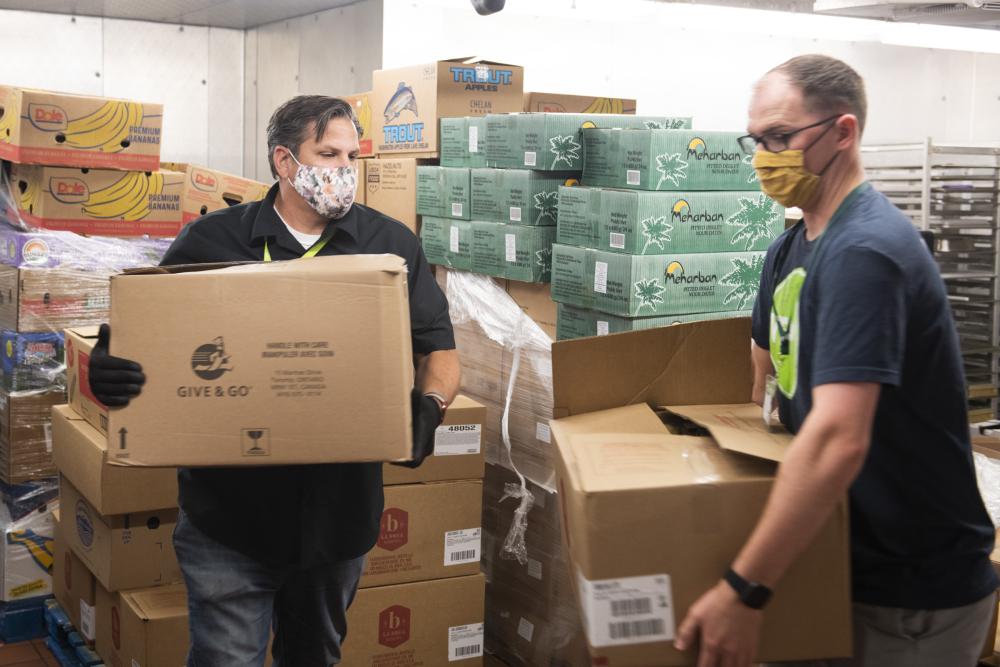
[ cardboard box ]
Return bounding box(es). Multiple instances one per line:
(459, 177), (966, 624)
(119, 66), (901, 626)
(470, 168), (574, 225)
(161, 162), (270, 224)
(383, 394), (486, 485)
(416, 166), (471, 221)
(523, 93), (637, 115)
(506, 280), (557, 340)
(60, 476), (180, 592)
(118, 583), (189, 667)
(0, 226), (172, 271)
(485, 114), (692, 171)
(359, 480), (483, 588)
(65, 326), (106, 435)
(0, 502), (55, 601)
(341, 573), (486, 665)
(0, 387), (64, 484)
(469, 221), (554, 283)
(470, 220), (507, 277)
(0, 86), (162, 171)
(373, 58), (524, 156)
(364, 157), (434, 234)
(440, 117), (487, 168)
(344, 91), (375, 157)
(550, 244), (594, 309)
(556, 303), (752, 341)
(52, 406), (178, 515)
(52, 511), (97, 642)
(548, 318), (852, 665)
(420, 217), (473, 271)
(107, 256), (413, 467)
(94, 580), (117, 665)
(1, 329), (63, 391)
(583, 129), (759, 191)
(556, 185), (601, 248)
(0, 265), (110, 332)
(355, 158), (367, 206)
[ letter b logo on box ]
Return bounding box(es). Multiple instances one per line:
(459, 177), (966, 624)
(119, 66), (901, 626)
(378, 508), (408, 551)
(378, 605), (411, 648)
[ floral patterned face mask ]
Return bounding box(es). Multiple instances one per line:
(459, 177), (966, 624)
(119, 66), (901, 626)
(284, 149), (356, 219)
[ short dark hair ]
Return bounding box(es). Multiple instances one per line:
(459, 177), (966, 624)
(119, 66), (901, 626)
(771, 54), (867, 134)
(266, 95), (361, 178)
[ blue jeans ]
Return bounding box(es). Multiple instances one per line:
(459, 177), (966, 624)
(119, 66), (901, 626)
(174, 510), (366, 667)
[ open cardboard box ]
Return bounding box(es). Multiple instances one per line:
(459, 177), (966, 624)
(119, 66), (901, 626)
(550, 317), (852, 665)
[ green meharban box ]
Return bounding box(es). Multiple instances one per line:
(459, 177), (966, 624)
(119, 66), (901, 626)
(420, 217), (473, 271)
(556, 185), (601, 248)
(591, 249), (765, 317)
(555, 303), (751, 341)
(416, 166), (471, 220)
(485, 113), (692, 171)
(582, 129), (759, 191)
(470, 168), (578, 225)
(469, 220), (554, 282)
(440, 117), (487, 168)
(598, 190), (784, 255)
(551, 244), (595, 309)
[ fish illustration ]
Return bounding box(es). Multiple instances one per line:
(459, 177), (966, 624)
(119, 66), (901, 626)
(383, 82), (418, 123)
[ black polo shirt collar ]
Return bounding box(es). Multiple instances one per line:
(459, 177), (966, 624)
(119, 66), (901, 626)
(249, 183), (361, 255)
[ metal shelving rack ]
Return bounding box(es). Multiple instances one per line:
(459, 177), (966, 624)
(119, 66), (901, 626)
(863, 140), (1000, 422)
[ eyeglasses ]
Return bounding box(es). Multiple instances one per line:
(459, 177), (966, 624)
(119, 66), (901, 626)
(737, 115), (841, 155)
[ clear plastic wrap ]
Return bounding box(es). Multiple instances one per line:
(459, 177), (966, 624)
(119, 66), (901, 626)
(973, 451), (1000, 526)
(0, 497), (56, 602)
(0, 389), (65, 485)
(0, 477), (58, 522)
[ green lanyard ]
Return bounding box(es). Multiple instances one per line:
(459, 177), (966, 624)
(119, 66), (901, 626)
(263, 236), (330, 262)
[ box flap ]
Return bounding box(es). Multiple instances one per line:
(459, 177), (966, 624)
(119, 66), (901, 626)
(442, 56), (520, 67)
(552, 318), (752, 418)
(123, 583), (187, 620)
(65, 325), (100, 339)
(121, 254), (407, 279)
(665, 403), (793, 463)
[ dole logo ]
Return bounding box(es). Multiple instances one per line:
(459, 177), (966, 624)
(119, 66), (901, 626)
(28, 104), (68, 131)
(50, 177), (89, 204)
(377, 508), (408, 551)
(191, 168), (218, 192)
(378, 605), (411, 648)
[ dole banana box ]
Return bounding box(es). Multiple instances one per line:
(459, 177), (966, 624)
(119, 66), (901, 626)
(0, 86), (162, 171)
(9, 163), (187, 237)
(523, 93), (637, 115)
(373, 58), (524, 156)
(550, 244), (595, 309)
(160, 162), (270, 224)
(485, 114), (692, 171)
(470, 168), (575, 225)
(583, 129), (759, 191)
(420, 217), (472, 272)
(344, 91), (375, 157)
(555, 303), (751, 341)
(415, 166), (471, 220)
(556, 185), (601, 248)
(440, 117), (487, 168)
(598, 190), (785, 255)
(592, 250), (765, 317)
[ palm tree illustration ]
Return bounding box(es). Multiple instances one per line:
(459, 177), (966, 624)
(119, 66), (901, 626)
(549, 135), (581, 169)
(634, 278), (667, 312)
(534, 191), (559, 224)
(641, 215), (673, 254)
(728, 195), (779, 250)
(721, 254), (765, 310)
(655, 153), (688, 189)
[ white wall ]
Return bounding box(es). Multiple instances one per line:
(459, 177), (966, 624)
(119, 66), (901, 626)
(0, 9), (245, 174)
(381, 0), (1000, 147)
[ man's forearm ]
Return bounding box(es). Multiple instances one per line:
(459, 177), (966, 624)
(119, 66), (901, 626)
(751, 340), (774, 407)
(416, 349), (461, 403)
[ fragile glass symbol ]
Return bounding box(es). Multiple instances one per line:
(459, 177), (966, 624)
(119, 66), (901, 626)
(246, 430), (265, 453)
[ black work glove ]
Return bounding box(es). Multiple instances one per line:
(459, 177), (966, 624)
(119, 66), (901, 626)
(89, 324), (146, 407)
(395, 388), (443, 469)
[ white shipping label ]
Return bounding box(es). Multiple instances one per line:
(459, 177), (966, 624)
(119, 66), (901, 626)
(527, 557), (543, 580)
(610, 232), (626, 249)
(449, 623), (484, 661)
(577, 571), (675, 647)
(535, 421), (551, 444)
(444, 527), (482, 566)
(509, 206), (522, 222)
(80, 601), (96, 641)
(597, 320), (610, 336)
(451, 202), (464, 218)
(132, 661), (140, 667)
(44, 423), (52, 453)
(468, 125), (479, 153)
(524, 151), (537, 167)
(450, 226), (461, 253)
(626, 169), (641, 186)
(517, 617), (535, 642)
(594, 261), (609, 294)
(434, 423), (482, 456)
(505, 234), (517, 262)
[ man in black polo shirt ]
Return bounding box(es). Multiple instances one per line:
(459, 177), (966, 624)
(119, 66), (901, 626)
(87, 96), (459, 666)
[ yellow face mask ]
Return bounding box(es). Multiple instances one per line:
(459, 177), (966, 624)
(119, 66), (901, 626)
(751, 150), (821, 209)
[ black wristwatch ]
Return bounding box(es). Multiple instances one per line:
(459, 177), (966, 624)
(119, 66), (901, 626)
(724, 568), (773, 610)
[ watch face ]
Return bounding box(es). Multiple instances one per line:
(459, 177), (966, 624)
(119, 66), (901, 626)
(744, 584), (772, 609)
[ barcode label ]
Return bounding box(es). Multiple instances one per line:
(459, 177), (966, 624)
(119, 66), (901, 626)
(468, 125), (479, 153)
(577, 571), (674, 647)
(518, 617), (535, 642)
(444, 528), (481, 566)
(524, 151), (537, 167)
(626, 169), (641, 186)
(594, 261), (609, 294)
(44, 423), (52, 453)
(450, 225), (460, 253)
(451, 202), (464, 217)
(79, 601), (95, 641)
(535, 421), (551, 444)
(449, 623), (484, 661)
(434, 423), (481, 456)
(597, 320), (609, 336)
(610, 233), (626, 249)
(505, 234), (517, 262)
(527, 557), (543, 580)
(509, 206), (522, 222)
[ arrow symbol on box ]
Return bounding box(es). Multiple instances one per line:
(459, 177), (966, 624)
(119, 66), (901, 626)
(119, 427), (127, 450)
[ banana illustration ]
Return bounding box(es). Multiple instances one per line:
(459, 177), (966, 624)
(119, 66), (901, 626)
(83, 171), (164, 221)
(355, 96), (371, 139)
(0, 106), (14, 144)
(18, 175), (40, 212)
(582, 97), (627, 115)
(63, 101), (143, 153)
